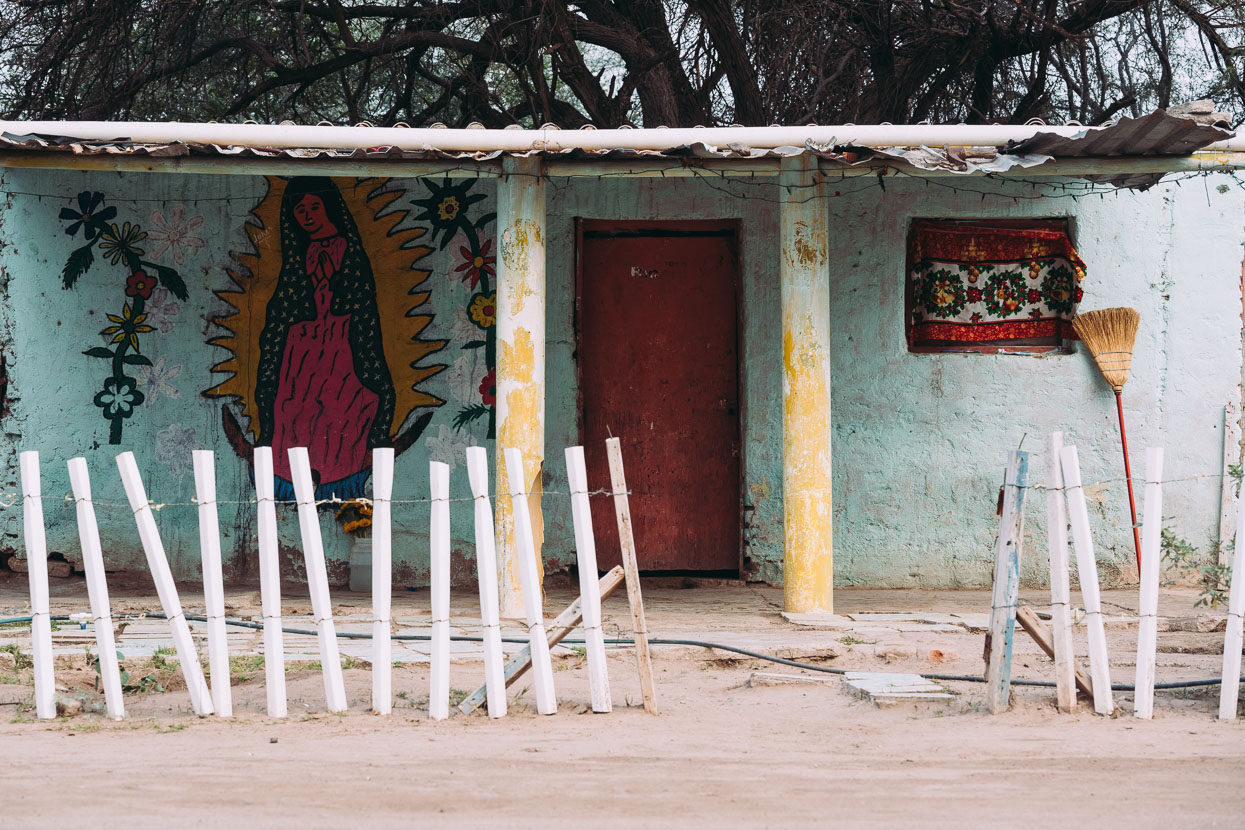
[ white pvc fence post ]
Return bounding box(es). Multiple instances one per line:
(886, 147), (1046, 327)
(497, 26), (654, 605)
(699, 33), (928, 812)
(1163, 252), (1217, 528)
(371, 448), (393, 716)
(1219, 462), (1245, 719)
(287, 447), (348, 713)
(466, 447), (507, 718)
(115, 451), (214, 716)
(67, 458), (125, 721)
(565, 446), (612, 713)
(1134, 447), (1164, 719)
(1059, 445), (1114, 716)
(1046, 433), (1077, 713)
(19, 451), (56, 720)
(253, 447), (287, 717)
(193, 451), (232, 718)
(504, 447), (557, 715)
(428, 461), (451, 720)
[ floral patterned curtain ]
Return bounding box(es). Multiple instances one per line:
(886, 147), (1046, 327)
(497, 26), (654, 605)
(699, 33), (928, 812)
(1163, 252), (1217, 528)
(908, 220), (1085, 346)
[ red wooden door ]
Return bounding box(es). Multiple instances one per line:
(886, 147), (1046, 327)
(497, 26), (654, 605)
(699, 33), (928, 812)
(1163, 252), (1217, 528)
(578, 221), (740, 573)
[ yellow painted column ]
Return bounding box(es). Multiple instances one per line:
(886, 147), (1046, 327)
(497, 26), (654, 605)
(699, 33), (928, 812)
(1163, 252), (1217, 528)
(779, 154), (833, 613)
(495, 156), (547, 619)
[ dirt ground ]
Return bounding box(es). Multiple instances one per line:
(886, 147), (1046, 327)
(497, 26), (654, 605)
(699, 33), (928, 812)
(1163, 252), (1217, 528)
(0, 574), (1242, 829)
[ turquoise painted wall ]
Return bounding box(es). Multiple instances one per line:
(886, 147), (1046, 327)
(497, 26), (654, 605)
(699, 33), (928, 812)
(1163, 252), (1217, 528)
(0, 167), (1239, 589)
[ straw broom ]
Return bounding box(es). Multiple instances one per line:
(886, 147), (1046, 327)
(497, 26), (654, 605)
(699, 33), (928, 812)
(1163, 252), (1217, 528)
(1072, 307), (1142, 569)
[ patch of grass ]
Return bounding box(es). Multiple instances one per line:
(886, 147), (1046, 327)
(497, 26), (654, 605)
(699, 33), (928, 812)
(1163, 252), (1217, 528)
(0, 620), (30, 630)
(152, 645), (175, 658)
(1162, 524), (1230, 609)
(1, 643), (34, 671)
(341, 655), (358, 670)
(838, 636), (874, 646)
(229, 654), (265, 683)
(450, 688), (470, 707)
(156, 723), (187, 734)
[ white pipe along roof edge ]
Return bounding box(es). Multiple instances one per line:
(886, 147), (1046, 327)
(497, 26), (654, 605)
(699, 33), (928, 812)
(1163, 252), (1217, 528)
(2, 120), (1242, 153)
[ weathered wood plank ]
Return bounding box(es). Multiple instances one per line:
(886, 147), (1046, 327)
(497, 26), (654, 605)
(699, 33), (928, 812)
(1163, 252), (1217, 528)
(984, 451), (1029, 714)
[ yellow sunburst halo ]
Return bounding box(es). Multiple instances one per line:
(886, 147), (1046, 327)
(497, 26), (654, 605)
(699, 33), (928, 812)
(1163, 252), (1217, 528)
(205, 176), (447, 442)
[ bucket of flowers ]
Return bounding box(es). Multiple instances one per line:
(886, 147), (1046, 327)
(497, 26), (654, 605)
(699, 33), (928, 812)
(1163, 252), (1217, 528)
(336, 499), (374, 592)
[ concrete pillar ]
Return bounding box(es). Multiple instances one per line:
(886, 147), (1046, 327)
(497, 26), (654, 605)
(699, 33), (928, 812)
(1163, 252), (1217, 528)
(779, 154), (833, 613)
(495, 156), (547, 619)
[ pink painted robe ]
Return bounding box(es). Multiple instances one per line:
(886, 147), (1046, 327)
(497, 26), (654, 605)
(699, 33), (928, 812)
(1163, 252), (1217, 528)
(271, 236), (379, 487)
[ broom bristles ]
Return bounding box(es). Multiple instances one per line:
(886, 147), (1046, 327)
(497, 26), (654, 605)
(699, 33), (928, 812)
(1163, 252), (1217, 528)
(1072, 307), (1140, 392)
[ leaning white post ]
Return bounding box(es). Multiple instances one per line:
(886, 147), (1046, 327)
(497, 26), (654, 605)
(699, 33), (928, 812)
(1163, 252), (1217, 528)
(192, 451), (232, 718)
(565, 446), (612, 713)
(253, 447), (287, 717)
(1218, 458), (1245, 719)
(287, 447), (348, 712)
(466, 447), (507, 718)
(1059, 445), (1114, 716)
(428, 461), (451, 721)
(985, 451), (1029, 714)
(371, 448), (394, 716)
(67, 458), (125, 721)
(1046, 432), (1077, 713)
(116, 452), (214, 716)
(19, 451), (56, 720)
(504, 447), (557, 715)
(1134, 448), (1164, 719)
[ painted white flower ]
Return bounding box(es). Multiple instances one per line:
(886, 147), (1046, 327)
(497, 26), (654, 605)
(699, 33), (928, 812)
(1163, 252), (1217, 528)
(444, 351), (485, 404)
(142, 286), (182, 334)
(450, 304), (480, 344)
(155, 423), (201, 479)
(134, 355), (182, 401)
(148, 204), (205, 266)
(425, 423), (477, 472)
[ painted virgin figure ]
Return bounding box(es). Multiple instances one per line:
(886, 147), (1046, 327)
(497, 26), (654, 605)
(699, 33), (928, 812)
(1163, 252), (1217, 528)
(209, 175), (445, 494)
(256, 177), (396, 499)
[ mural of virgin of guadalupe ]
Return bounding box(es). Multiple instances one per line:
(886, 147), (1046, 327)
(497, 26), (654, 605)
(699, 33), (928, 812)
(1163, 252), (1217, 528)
(255, 177), (396, 500)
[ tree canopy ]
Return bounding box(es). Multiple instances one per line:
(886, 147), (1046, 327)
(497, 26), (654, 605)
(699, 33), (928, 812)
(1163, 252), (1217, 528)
(1, 1), (1242, 128)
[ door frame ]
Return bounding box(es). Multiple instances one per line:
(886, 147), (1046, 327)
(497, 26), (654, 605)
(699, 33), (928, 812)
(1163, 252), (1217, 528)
(573, 218), (745, 576)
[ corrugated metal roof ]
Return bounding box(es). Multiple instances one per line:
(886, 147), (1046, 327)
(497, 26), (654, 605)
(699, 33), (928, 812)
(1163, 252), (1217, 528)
(0, 109), (1234, 189)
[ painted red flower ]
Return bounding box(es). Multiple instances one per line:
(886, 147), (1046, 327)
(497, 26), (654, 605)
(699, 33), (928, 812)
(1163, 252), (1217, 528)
(125, 270), (155, 299)
(479, 369), (496, 407)
(455, 239), (496, 290)
(1027, 289), (1042, 304)
(966, 287), (982, 303)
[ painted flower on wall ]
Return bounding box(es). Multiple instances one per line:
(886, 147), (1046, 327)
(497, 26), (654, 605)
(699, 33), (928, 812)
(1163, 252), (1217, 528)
(142, 287), (182, 334)
(59, 192), (117, 240)
(155, 423), (202, 479)
(98, 222), (148, 266)
(478, 370), (496, 407)
(57, 191), (189, 444)
(455, 239), (495, 289)
(93, 377), (144, 419)
(425, 423), (477, 472)
(412, 178), (491, 250)
(445, 352), (485, 403)
(134, 355), (182, 401)
(148, 205), (206, 266)
(125, 270), (155, 299)
(468, 292), (497, 328)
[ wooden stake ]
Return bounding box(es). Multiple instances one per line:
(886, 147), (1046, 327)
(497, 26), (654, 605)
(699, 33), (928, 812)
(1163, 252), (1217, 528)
(466, 447), (506, 718)
(287, 447), (347, 713)
(1219, 454), (1245, 719)
(459, 566), (626, 716)
(1134, 447), (1164, 719)
(19, 451), (56, 720)
(1015, 605), (1093, 698)
(1046, 433), (1077, 712)
(116, 452), (214, 716)
(428, 460), (451, 721)
(66, 457), (124, 720)
(371, 448), (394, 716)
(253, 447), (287, 718)
(985, 451), (1029, 714)
(504, 447), (557, 715)
(1060, 445), (1114, 716)
(605, 437), (657, 715)
(566, 446), (612, 713)
(1220, 402), (1241, 566)
(192, 451), (232, 718)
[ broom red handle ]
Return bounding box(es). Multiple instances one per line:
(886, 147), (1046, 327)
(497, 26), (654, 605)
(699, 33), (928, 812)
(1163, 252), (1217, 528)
(1116, 391), (1142, 570)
